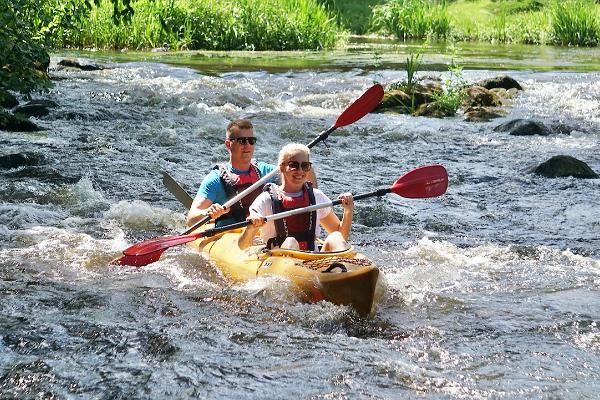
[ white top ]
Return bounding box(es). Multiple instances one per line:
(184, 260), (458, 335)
(249, 187), (333, 243)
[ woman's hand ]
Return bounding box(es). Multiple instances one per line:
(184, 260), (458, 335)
(338, 192), (354, 212)
(246, 213), (265, 229)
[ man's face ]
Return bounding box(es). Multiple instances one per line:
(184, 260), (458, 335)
(226, 128), (256, 164)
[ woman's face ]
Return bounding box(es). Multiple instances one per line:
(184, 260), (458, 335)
(280, 151), (311, 187)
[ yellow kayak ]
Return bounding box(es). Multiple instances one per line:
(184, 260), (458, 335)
(187, 229), (385, 316)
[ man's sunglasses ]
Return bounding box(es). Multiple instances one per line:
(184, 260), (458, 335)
(229, 137), (257, 145)
(286, 161), (312, 172)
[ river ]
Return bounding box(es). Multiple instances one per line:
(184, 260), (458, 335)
(1, 40), (599, 398)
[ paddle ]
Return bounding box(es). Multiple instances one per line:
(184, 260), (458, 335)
(114, 165), (448, 267)
(181, 83), (384, 236)
(162, 172), (193, 210)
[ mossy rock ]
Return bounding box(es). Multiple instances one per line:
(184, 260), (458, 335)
(532, 155), (598, 179)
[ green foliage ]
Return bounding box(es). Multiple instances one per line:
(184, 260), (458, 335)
(371, 0), (451, 40)
(551, 0), (600, 46)
(52, 0), (340, 50)
(0, 0), (53, 95)
(317, 0), (385, 34)
(431, 62), (468, 115)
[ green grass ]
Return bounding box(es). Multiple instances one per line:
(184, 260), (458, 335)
(444, 0), (600, 45)
(53, 0), (341, 50)
(371, 0), (451, 40)
(551, 0), (600, 46)
(317, 0), (385, 34)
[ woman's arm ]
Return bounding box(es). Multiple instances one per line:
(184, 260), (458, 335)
(319, 193), (354, 240)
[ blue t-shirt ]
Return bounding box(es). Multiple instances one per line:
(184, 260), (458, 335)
(196, 161), (277, 226)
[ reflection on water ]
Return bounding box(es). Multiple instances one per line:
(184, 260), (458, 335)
(54, 37), (600, 74)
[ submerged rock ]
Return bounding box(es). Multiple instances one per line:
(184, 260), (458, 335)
(494, 119), (552, 136)
(0, 152), (46, 169)
(56, 59), (105, 71)
(0, 111), (43, 132)
(531, 155), (598, 179)
(464, 106), (508, 122)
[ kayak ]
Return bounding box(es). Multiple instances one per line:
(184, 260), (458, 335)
(187, 228), (386, 316)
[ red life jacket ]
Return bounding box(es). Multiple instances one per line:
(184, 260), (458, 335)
(266, 182), (317, 251)
(214, 163), (263, 224)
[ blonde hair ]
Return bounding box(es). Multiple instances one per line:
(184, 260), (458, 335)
(278, 143), (310, 166)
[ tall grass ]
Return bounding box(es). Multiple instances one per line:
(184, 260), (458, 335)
(371, 0), (451, 40)
(52, 0), (340, 50)
(551, 0), (600, 46)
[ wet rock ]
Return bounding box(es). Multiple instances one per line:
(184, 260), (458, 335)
(464, 106), (508, 122)
(56, 58), (104, 71)
(463, 86), (504, 108)
(477, 75), (523, 91)
(12, 99), (58, 119)
(1, 90), (18, 108)
(0, 152), (46, 169)
(374, 84), (436, 114)
(0, 111), (43, 132)
(531, 155), (598, 178)
(413, 101), (452, 118)
(494, 119), (552, 136)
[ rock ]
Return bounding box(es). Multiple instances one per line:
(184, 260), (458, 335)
(494, 119), (552, 136)
(477, 75), (523, 91)
(57, 59), (104, 71)
(464, 106), (508, 122)
(12, 104), (48, 118)
(531, 155), (598, 178)
(0, 152), (46, 169)
(12, 99), (58, 117)
(374, 84), (437, 114)
(1, 90), (18, 109)
(413, 102), (451, 118)
(373, 89), (413, 114)
(463, 86), (504, 107)
(0, 111), (43, 132)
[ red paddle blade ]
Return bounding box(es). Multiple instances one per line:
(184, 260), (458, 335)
(391, 165), (448, 198)
(112, 251), (163, 267)
(334, 84), (384, 128)
(115, 232), (203, 267)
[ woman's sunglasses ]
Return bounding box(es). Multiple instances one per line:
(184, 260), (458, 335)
(230, 137), (257, 145)
(286, 160), (312, 172)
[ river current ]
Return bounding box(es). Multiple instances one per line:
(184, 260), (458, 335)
(1, 45), (599, 398)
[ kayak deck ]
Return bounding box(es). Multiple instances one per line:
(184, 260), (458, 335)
(188, 229), (384, 316)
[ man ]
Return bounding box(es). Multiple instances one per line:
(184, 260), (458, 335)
(187, 119), (317, 227)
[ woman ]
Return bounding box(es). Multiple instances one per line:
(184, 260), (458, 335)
(238, 143), (353, 252)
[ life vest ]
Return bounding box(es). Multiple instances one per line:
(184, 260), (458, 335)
(265, 182), (317, 251)
(214, 163), (263, 224)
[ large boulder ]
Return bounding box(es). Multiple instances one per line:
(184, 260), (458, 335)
(531, 155), (598, 178)
(494, 119), (552, 136)
(476, 75), (523, 91)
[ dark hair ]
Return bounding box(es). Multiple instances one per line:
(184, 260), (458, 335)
(226, 119), (253, 139)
